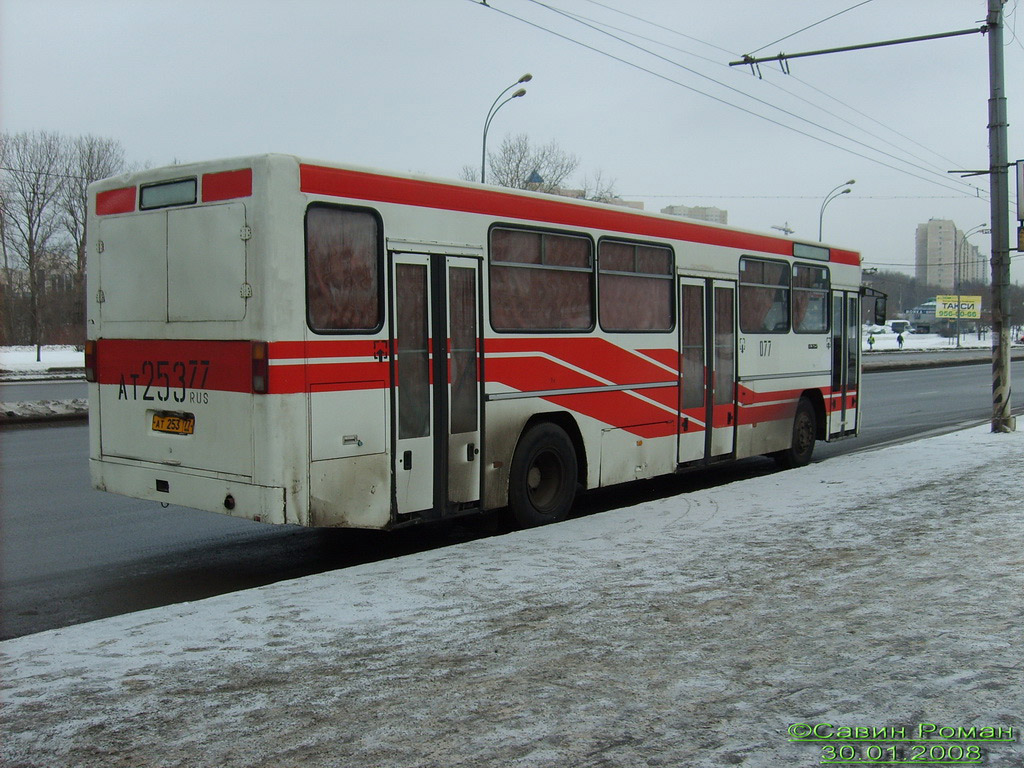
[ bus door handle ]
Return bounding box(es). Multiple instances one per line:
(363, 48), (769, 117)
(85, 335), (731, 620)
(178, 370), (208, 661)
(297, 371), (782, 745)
(467, 442), (477, 462)
(402, 450), (412, 470)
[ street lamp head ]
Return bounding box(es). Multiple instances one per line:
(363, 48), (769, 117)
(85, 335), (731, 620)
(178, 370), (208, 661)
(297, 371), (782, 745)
(517, 73), (533, 83)
(841, 188), (851, 195)
(512, 88), (527, 98)
(846, 179), (856, 185)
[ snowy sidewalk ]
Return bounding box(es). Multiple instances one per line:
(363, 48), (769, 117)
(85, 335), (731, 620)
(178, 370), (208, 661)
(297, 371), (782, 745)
(2, 426), (1023, 767)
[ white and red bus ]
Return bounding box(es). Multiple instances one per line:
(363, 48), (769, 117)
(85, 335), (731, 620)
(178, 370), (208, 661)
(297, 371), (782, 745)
(86, 154), (882, 529)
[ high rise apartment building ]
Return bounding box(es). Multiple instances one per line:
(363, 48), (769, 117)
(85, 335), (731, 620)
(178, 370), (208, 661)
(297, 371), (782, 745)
(915, 219), (987, 290)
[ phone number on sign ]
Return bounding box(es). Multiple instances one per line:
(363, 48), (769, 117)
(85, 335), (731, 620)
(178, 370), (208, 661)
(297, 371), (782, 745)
(820, 743), (983, 764)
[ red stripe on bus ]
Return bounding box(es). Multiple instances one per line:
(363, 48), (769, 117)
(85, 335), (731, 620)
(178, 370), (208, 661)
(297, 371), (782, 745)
(544, 389), (677, 439)
(269, 339), (382, 360)
(95, 339), (253, 391)
(637, 348), (680, 372)
(96, 187), (136, 215)
(488, 337), (675, 386)
(299, 164), (860, 265)
(202, 168), (253, 202)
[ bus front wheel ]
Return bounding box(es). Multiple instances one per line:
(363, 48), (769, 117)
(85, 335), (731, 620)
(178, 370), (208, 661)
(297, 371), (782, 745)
(508, 422), (578, 527)
(774, 397), (816, 469)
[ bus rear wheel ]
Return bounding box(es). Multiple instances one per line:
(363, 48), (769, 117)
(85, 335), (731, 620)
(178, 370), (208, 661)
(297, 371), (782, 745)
(774, 397), (816, 469)
(508, 422), (578, 527)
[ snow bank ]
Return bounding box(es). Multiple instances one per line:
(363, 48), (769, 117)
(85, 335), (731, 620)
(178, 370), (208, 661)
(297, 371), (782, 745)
(2, 426), (1022, 767)
(0, 399), (88, 423)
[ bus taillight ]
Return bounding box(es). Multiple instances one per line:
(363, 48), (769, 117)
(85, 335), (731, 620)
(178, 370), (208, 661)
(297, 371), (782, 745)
(84, 340), (98, 383)
(251, 341), (269, 394)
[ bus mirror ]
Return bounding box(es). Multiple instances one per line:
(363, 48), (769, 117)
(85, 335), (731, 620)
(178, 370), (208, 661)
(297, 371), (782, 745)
(861, 286), (887, 326)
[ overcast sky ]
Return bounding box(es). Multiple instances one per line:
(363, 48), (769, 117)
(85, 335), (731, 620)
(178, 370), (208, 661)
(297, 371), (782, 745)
(2, 0), (1021, 281)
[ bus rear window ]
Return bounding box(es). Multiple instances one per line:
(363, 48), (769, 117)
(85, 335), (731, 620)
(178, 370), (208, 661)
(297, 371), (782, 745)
(306, 205), (382, 333)
(140, 178), (197, 210)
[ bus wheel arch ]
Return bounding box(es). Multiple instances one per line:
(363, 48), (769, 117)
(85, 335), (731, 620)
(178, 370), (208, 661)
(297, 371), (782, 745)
(773, 392), (821, 469)
(507, 414), (585, 527)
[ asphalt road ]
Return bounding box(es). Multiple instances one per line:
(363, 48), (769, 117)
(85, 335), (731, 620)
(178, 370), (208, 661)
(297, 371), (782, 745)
(2, 361), (1022, 640)
(0, 380), (87, 401)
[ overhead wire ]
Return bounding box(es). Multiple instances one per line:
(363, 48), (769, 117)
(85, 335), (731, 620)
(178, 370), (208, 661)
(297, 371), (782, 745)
(572, 0), (984, 180)
(556, 2), (971, 180)
(501, 0), (985, 198)
(576, 0), (735, 57)
(745, 0), (877, 57)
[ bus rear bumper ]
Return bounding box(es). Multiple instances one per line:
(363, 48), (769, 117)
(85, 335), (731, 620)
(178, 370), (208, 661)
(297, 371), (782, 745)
(90, 459), (287, 525)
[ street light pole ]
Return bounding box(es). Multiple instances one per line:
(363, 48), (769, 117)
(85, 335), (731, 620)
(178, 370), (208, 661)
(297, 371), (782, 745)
(481, 73), (531, 184)
(818, 179), (855, 241)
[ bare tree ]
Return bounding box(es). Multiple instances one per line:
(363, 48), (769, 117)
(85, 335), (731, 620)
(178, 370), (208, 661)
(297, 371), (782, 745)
(468, 133), (579, 193)
(60, 135), (126, 339)
(578, 170), (619, 203)
(0, 134), (13, 294)
(462, 133), (618, 202)
(61, 135), (126, 288)
(1, 131), (70, 358)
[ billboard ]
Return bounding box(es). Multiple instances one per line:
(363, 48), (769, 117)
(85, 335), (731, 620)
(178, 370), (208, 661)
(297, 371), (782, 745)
(935, 295), (982, 319)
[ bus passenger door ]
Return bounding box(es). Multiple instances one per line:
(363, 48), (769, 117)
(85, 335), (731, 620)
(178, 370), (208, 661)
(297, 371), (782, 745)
(442, 257), (483, 510)
(678, 279), (708, 464)
(709, 280), (737, 458)
(677, 278), (737, 464)
(391, 253), (482, 519)
(392, 255), (435, 516)
(828, 291), (860, 438)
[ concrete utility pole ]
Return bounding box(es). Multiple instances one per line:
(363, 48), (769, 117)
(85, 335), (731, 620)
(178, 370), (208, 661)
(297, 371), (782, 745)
(987, 0), (1014, 432)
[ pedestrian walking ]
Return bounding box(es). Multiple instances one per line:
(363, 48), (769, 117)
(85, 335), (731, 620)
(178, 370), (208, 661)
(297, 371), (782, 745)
(867, 333), (875, 351)
(897, 332), (904, 350)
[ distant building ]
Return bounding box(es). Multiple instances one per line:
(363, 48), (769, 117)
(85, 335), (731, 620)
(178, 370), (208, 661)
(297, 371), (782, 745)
(915, 219), (987, 290)
(0, 254), (75, 297)
(906, 299), (938, 332)
(550, 187), (644, 210)
(660, 204), (728, 225)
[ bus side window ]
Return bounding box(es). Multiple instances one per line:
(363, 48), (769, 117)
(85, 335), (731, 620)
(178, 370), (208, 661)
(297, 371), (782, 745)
(489, 227), (593, 332)
(598, 240), (674, 332)
(739, 257), (790, 334)
(792, 263), (830, 333)
(305, 205), (382, 332)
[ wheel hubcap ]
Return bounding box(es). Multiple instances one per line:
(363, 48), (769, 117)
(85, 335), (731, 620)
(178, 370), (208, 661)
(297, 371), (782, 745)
(527, 450), (561, 509)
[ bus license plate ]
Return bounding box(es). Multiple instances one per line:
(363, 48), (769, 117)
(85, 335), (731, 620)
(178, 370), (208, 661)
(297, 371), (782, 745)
(152, 412), (195, 435)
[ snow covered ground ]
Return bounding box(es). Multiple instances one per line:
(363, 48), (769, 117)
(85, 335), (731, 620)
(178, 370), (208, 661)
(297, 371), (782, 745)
(0, 346), (87, 422)
(0, 345), (84, 379)
(864, 327), (997, 353)
(2, 425), (1022, 767)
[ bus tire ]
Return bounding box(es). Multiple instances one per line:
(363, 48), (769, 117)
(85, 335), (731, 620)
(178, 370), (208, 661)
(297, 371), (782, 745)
(508, 422), (578, 528)
(774, 396), (816, 469)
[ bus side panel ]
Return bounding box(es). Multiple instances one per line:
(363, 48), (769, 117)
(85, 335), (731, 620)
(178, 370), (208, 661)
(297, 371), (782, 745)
(308, 455), (391, 528)
(735, 395), (797, 456)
